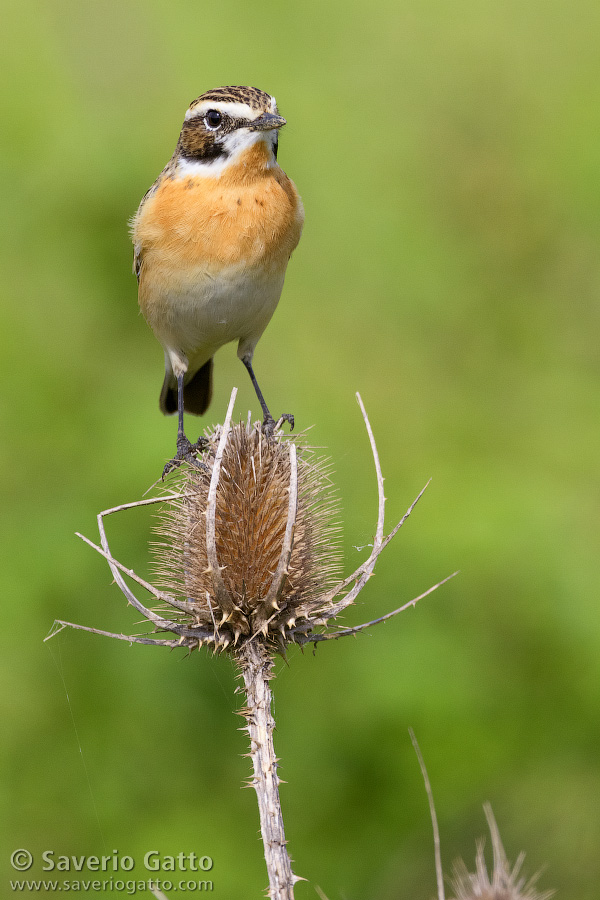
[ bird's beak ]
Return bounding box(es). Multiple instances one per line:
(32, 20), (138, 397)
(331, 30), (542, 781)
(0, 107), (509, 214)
(249, 113), (287, 131)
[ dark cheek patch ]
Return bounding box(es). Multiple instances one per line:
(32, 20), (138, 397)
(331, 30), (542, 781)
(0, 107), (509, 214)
(180, 121), (229, 162)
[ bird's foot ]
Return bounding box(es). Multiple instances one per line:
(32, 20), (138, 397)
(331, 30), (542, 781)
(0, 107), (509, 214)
(162, 435), (209, 479)
(262, 413), (295, 438)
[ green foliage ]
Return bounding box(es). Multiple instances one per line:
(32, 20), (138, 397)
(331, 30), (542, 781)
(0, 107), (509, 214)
(2, 1), (599, 897)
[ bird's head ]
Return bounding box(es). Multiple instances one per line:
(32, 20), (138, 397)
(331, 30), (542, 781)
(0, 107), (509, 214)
(176, 85), (286, 175)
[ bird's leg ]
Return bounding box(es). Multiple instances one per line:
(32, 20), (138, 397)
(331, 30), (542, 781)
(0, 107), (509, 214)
(241, 358), (294, 436)
(175, 372), (187, 449)
(162, 374), (208, 479)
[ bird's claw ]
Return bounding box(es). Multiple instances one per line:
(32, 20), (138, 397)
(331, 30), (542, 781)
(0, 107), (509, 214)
(262, 413), (294, 438)
(162, 435), (209, 479)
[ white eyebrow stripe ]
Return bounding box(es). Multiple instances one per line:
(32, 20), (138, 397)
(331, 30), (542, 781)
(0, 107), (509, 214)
(184, 101), (261, 121)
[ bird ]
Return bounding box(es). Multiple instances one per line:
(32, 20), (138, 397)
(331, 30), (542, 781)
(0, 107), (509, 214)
(130, 85), (304, 473)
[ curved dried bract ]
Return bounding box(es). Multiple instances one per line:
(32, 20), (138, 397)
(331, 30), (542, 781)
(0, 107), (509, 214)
(203, 389), (249, 637)
(252, 442), (298, 635)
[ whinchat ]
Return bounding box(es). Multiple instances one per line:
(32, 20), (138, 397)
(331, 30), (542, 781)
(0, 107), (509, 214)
(131, 85), (304, 471)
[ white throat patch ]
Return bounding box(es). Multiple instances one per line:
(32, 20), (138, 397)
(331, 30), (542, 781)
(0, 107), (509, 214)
(177, 128), (278, 178)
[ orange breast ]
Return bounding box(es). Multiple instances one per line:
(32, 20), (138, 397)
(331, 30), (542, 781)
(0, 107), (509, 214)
(134, 147), (304, 276)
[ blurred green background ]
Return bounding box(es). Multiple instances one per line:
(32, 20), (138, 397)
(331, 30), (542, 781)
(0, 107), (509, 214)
(2, 0), (599, 897)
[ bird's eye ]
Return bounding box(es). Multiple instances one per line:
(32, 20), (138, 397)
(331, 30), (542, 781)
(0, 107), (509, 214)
(205, 110), (222, 129)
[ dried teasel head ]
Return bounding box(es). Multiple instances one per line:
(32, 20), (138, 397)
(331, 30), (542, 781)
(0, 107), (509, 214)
(153, 417), (342, 651)
(51, 390), (452, 656)
(449, 805), (554, 900)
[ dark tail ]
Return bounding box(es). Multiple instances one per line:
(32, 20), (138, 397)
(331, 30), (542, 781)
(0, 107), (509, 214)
(159, 358), (213, 416)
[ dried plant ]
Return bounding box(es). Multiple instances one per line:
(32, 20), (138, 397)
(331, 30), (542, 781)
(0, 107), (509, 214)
(46, 389), (455, 900)
(152, 416), (342, 649)
(410, 730), (553, 900)
(449, 805), (554, 900)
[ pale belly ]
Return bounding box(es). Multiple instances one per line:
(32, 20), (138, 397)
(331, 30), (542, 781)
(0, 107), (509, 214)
(140, 260), (287, 375)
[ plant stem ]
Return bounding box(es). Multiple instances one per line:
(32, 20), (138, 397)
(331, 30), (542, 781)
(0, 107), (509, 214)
(238, 641), (296, 900)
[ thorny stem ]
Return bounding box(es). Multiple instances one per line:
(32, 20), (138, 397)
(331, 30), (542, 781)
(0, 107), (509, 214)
(237, 641), (297, 900)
